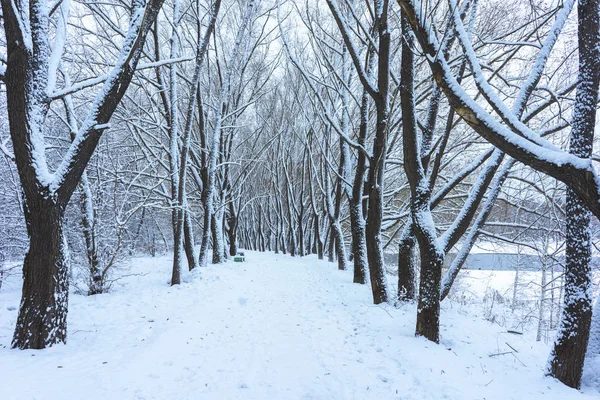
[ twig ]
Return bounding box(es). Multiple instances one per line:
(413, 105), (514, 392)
(505, 342), (519, 353)
(489, 351), (512, 357)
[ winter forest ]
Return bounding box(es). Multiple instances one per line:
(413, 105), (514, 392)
(0, 0), (600, 398)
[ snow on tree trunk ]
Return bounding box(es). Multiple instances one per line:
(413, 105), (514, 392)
(13, 200), (70, 349)
(211, 205), (225, 264)
(183, 209), (198, 271)
(168, 0), (184, 285)
(397, 224), (416, 302)
(547, 0), (599, 389)
(537, 253), (547, 342)
(400, 13), (443, 342)
(3, 0), (165, 348)
(349, 48), (373, 284)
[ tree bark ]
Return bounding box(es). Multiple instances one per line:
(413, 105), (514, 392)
(547, 0), (599, 388)
(13, 200), (69, 349)
(184, 210), (198, 271)
(3, 0), (165, 348)
(364, 2), (391, 305)
(397, 225), (416, 301)
(227, 202), (238, 256)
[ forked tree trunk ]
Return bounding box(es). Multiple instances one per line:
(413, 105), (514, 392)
(363, 3), (391, 305)
(400, 13), (443, 342)
(364, 101), (389, 304)
(2, 0), (165, 349)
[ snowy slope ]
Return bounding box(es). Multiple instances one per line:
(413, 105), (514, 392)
(0, 251), (596, 399)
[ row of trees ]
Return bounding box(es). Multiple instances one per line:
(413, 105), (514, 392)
(0, 0), (598, 390)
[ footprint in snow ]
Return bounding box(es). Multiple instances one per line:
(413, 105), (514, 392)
(238, 297), (248, 306)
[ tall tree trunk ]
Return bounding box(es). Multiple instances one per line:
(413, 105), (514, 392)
(547, 0), (599, 388)
(363, 2), (391, 305)
(364, 107), (389, 304)
(400, 14), (443, 342)
(169, 0), (184, 285)
(350, 86), (370, 284)
(3, 0), (165, 348)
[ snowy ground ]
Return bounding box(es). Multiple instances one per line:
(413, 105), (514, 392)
(0, 251), (597, 399)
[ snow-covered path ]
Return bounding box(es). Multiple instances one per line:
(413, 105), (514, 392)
(0, 252), (595, 399)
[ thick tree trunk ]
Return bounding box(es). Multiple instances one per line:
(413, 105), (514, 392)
(400, 13), (443, 342)
(13, 200), (69, 349)
(547, 0), (599, 388)
(3, 0), (165, 349)
(413, 230), (443, 343)
(548, 187), (593, 387)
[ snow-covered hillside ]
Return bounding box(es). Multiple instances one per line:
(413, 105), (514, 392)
(0, 252), (596, 399)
